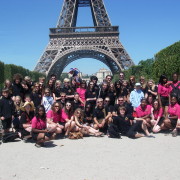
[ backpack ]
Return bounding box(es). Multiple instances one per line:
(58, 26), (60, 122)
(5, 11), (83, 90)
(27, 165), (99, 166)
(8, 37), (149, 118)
(2, 132), (19, 143)
(108, 123), (121, 139)
(170, 83), (180, 103)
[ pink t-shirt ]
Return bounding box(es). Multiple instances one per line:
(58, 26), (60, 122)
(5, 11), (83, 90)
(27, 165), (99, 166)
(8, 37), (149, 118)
(76, 88), (86, 105)
(46, 110), (61, 123)
(136, 105), (151, 118)
(152, 107), (163, 120)
(32, 117), (46, 130)
(158, 84), (171, 97)
(168, 103), (180, 117)
(61, 109), (71, 122)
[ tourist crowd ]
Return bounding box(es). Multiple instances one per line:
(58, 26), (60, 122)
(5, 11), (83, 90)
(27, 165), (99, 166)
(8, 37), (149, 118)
(0, 72), (180, 147)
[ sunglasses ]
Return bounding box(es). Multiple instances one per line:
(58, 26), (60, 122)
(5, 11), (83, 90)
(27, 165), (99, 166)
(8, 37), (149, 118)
(55, 106), (60, 107)
(66, 104), (71, 107)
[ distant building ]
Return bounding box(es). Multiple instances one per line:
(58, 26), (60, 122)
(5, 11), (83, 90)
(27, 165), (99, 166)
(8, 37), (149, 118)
(96, 68), (112, 83)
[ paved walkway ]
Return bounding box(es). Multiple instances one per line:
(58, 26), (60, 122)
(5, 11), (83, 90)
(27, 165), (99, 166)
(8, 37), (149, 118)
(0, 134), (180, 180)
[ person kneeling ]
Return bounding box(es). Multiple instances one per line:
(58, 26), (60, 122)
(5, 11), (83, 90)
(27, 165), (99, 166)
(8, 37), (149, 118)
(32, 105), (55, 148)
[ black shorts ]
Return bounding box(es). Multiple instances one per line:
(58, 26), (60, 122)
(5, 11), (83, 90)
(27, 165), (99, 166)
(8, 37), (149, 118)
(2, 118), (12, 130)
(170, 118), (178, 128)
(160, 96), (169, 107)
(32, 132), (53, 140)
(157, 117), (165, 126)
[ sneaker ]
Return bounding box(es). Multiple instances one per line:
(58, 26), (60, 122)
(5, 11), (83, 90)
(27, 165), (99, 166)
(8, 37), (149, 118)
(35, 143), (41, 148)
(172, 130), (177, 137)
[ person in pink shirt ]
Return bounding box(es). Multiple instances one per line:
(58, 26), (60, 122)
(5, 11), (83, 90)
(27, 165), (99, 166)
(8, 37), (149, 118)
(61, 101), (76, 138)
(136, 98), (151, 127)
(161, 96), (180, 135)
(157, 75), (171, 117)
(169, 73), (180, 105)
(32, 105), (55, 148)
(46, 102), (64, 136)
(150, 100), (164, 133)
(76, 80), (87, 106)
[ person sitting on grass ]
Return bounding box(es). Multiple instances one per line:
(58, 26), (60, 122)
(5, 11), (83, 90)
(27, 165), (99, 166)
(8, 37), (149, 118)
(32, 105), (55, 148)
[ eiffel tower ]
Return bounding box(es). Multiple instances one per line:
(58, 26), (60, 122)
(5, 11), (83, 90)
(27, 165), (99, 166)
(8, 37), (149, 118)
(34, 0), (134, 77)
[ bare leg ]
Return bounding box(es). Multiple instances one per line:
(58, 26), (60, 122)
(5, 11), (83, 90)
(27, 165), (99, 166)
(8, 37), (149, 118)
(141, 121), (150, 136)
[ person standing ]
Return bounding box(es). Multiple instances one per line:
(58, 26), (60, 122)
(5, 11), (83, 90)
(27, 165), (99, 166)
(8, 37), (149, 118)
(0, 88), (15, 133)
(130, 83), (144, 111)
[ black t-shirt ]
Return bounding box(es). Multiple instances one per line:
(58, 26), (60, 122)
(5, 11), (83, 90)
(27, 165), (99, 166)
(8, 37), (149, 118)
(99, 89), (108, 100)
(30, 92), (42, 108)
(144, 86), (158, 100)
(107, 91), (116, 106)
(113, 115), (134, 134)
(54, 87), (62, 98)
(93, 107), (106, 120)
(73, 100), (82, 111)
(20, 111), (34, 126)
(114, 102), (133, 116)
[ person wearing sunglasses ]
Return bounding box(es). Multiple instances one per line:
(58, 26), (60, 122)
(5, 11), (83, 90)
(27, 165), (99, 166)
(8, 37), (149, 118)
(93, 98), (109, 133)
(61, 101), (75, 137)
(46, 102), (64, 136)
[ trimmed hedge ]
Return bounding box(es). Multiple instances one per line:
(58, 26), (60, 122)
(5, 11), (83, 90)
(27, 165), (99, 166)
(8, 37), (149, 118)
(0, 62), (45, 88)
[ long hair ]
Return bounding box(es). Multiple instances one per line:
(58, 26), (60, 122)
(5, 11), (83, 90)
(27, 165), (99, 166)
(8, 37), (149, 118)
(152, 100), (161, 113)
(64, 101), (73, 118)
(158, 75), (168, 85)
(35, 105), (46, 121)
(147, 79), (156, 91)
(74, 108), (84, 123)
(51, 102), (61, 114)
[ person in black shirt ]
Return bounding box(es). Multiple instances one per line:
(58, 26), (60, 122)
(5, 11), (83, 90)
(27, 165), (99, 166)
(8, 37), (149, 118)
(0, 88), (15, 133)
(20, 102), (34, 140)
(46, 79), (55, 94)
(73, 93), (82, 111)
(61, 78), (74, 101)
(53, 80), (62, 102)
(59, 92), (67, 108)
(144, 79), (157, 100)
(90, 76), (100, 95)
(30, 82), (42, 108)
(99, 82), (108, 100)
(84, 103), (94, 127)
(93, 98), (109, 133)
(111, 106), (153, 138)
(12, 73), (23, 99)
(114, 96), (133, 116)
(85, 81), (97, 109)
(107, 83), (116, 106)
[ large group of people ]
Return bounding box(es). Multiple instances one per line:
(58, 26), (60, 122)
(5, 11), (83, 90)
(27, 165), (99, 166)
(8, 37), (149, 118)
(0, 72), (180, 147)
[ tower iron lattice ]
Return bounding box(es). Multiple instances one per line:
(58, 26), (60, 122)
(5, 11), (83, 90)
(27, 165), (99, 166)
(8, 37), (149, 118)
(34, 0), (134, 77)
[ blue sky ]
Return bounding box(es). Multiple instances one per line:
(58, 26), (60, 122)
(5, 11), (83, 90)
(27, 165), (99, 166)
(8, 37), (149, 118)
(0, 0), (179, 75)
